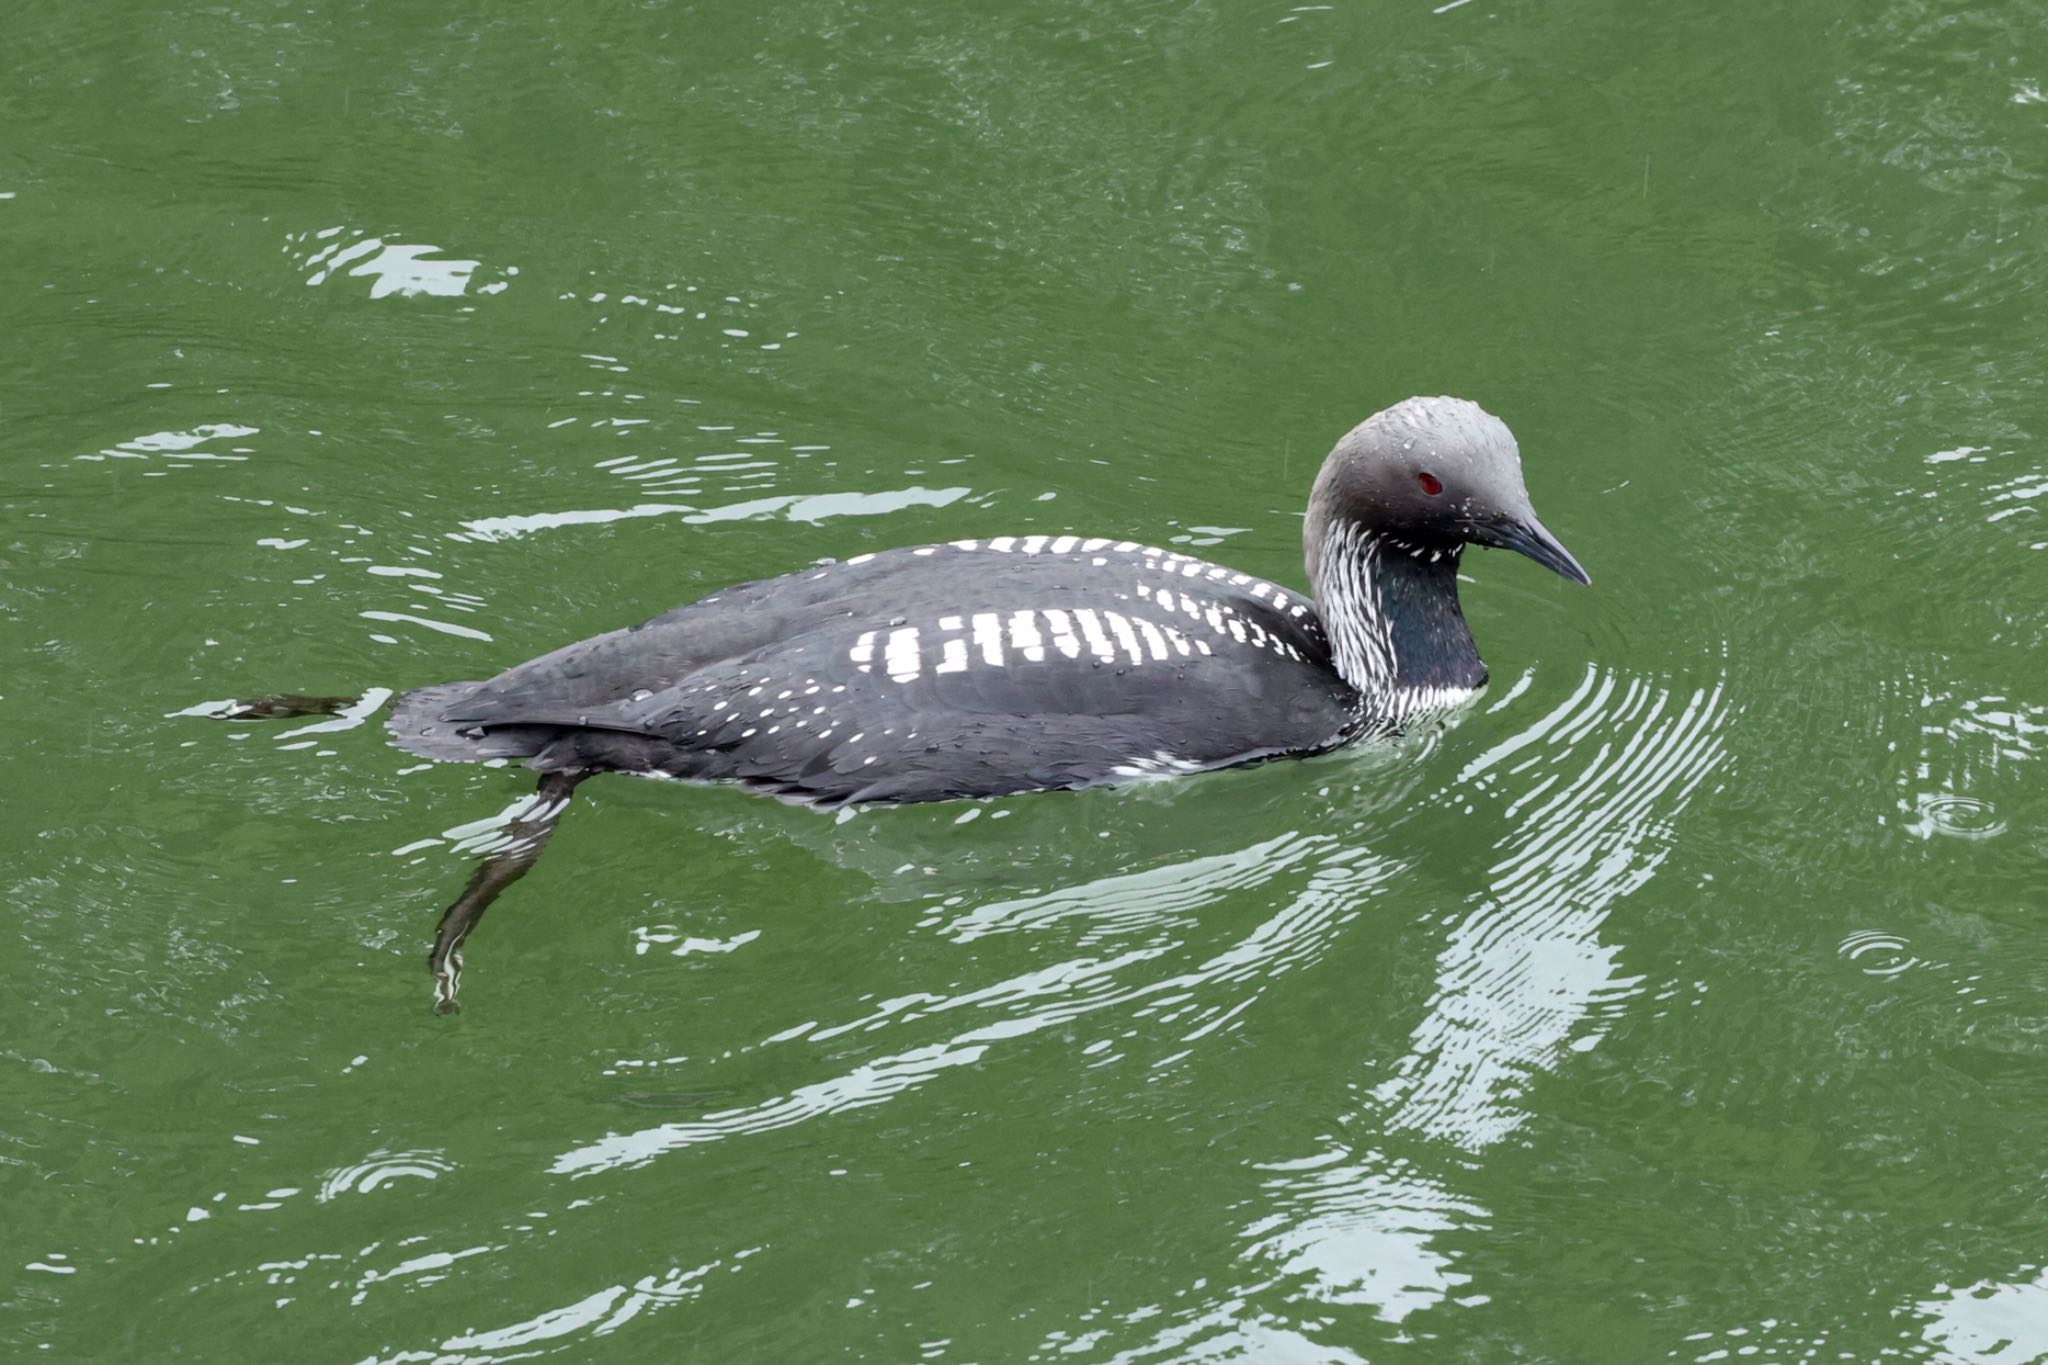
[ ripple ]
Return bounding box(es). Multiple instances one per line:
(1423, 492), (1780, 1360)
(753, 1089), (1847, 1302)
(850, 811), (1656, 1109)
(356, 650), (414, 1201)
(1838, 930), (1923, 978)
(533, 664), (1732, 1200)
(1372, 666), (1733, 1150)
(1891, 683), (2043, 839)
(939, 832), (1326, 946)
(1900, 443), (2048, 553)
(554, 281), (797, 357)
(316, 1149), (454, 1203)
(1905, 792), (2007, 841)
(551, 836), (1394, 1177)
(1245, 1152), (1481, 1325)
(1666, 1316), (1900, 1365)
(358, 1250), (757, 1363)
(449, 484), (973, 545)
(1222, 665), (1732, 1335)
(433, 789), (578, 860)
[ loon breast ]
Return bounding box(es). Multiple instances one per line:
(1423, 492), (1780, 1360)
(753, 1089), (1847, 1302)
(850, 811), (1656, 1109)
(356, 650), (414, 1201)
(394, 537), (1365, 807)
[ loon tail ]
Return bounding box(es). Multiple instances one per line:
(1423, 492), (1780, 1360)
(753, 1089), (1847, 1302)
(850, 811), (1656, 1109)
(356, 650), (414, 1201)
(385, 682), (541, 763)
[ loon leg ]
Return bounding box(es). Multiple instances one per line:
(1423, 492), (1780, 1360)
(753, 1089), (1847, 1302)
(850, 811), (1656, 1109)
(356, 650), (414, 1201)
(428, 770), (589, 1015)
(216, 694), (361, 719)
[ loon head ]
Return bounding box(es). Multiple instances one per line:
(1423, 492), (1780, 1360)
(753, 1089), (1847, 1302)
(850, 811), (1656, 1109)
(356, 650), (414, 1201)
(1303, 395), (1590, 587)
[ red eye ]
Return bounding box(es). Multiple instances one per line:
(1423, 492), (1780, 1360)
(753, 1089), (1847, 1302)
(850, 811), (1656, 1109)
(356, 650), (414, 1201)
(1418, 472), (1443, 496)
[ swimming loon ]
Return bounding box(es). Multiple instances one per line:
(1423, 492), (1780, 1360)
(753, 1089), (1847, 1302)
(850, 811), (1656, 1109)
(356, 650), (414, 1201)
(236, 395), (1589, 1009)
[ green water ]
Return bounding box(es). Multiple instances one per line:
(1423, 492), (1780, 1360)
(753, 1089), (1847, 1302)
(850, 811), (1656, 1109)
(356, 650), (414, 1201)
(8, 0), (2048, 1359)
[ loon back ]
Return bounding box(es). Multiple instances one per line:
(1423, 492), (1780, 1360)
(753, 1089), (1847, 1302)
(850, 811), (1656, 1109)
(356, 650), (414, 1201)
(389, 537), (1374, 808)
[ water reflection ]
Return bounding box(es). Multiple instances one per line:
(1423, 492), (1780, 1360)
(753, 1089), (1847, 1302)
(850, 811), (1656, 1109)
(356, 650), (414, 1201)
(940, 833), (1325, 947)
(1374, 670), (1730, 1149)
(552, 838), (1392, 1177)
(500, 663), (1734, 1351)
(283, 226), (512, 300)
(95, 654), (1732, 1360)
(1246, 1152), (1481, 1326)
(1241, 666), (1729, 1336)
(71, 422), (256, 467)
(452, 484), (974, 545)
(1916, 1265), (2048, 1363)
(359, 1250), (758, 1364)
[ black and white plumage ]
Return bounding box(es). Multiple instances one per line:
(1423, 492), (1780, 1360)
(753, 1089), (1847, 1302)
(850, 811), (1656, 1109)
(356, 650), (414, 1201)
(392, 537), (1351, 807)
(387, 395), (1589, 809)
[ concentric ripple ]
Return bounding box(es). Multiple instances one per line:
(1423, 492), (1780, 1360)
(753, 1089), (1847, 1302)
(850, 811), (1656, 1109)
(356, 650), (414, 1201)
(317, 1150), (455, 1203)
(1837, 930), (1923, 978)
(1905, 792), (2006, 841)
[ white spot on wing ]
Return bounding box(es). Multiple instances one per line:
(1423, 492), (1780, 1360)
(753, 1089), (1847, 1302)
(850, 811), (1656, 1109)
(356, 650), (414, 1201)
(1101, 611), (1145, 665)
(1133, 616), (1172, 661)
(971, 612), (1004, 667)
(1071, 608), (1116, 662)
(1042, 608), (1082, 660)
(1007, 609), (1046, 663)
(849, 630), (877, 672)
(884, 626), (922, 682)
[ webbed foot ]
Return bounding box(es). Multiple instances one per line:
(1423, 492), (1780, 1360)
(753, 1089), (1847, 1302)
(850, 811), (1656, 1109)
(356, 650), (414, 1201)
(218, 694), (359, 719)
(426, 770), (588, 1014)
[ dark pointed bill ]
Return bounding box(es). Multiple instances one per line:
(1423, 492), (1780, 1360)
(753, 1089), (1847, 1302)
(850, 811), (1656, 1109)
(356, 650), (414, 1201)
(1483, 515), (1592, 586)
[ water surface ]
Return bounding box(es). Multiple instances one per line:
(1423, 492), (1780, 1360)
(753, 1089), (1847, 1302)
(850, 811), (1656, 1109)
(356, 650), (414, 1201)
(8, 0), (2048, 1360)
